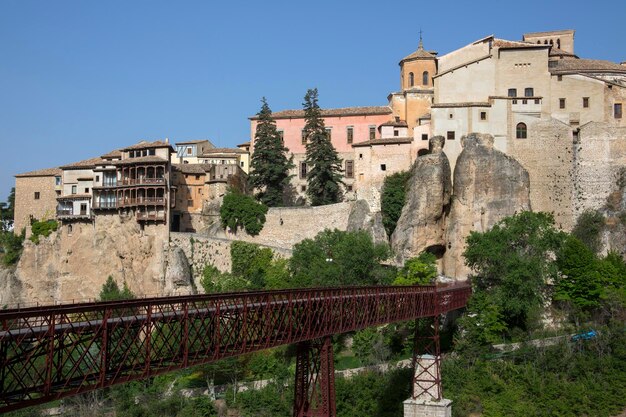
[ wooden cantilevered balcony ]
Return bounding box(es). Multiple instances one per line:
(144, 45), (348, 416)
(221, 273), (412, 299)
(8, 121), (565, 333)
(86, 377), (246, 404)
(92, 201), (118, 210)
(119, 177), (166, 186)
(56, 208), (92, 220)
(118, 197), (166, 208)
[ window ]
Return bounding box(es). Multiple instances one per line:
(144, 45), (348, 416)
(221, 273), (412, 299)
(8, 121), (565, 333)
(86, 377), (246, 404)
(421, 134), (428, 141)
(583, 97), (589, 108)
(422, 71), (429, 86)
(240, 161), (244, 167)
(325, 128), (332, 139)
(195, 175), (200, 180)
(516, 123), (527, 139)
(301, 130), (307, 144)
(345, 160), (354, 178)
(480, 111), (487, 121)
(34, 192), (40, 200)
(508, 88), (517, 97)
(380, 164), (387, 171)
(394, 129), (399, 137)
(449, 113), (453, 119)
(447, 131), (455, 140)
(300, 162), (307, 179)
(557, 75), (563, 81)
(95, 175), (100, 182)
(72, 185), (77, 194)
(278, 130), (284, 142)
(524, 88), (534, 97)
(301, 185), (307, 192)
(67, 224), (73, 235)
(85, 188), (89, 194)
(359, 153), (363, 159)
(55, 176), (61, 186)
(346, 185), (353, 192)
(615, 103), (623, 119)
(409, 72), (414, 87)
(559, 98), (566, 109)
(148, 149), (155, 156)
(186, 147), (192, 155)
(369, 126), (376, 140)
(347, 126), (354, 144)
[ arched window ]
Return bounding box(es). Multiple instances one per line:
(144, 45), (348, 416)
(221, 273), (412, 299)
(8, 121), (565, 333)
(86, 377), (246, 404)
(409, 72), (414, 87)
(549, 40), (554, 45)
(516, 123), (527, 139)
(422, 71), (429, 86)
(557, 39), (561, 49)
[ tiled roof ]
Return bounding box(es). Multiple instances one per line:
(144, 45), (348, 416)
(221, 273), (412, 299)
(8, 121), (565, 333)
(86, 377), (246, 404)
(57, 194), (91, 200)
(379, 120), (408, 128)
(352, 137), (414, 147)
(15, 167), (61, 178)
(549, 47), (577, 58)
(493, 38), (543, 49)
(60, 157), (105, 170)
(120, 140), (173, 151)
(175, 139), (214, 146)
(237, 141), (251, 147)
(101, 150), (122, 159)
(201, 147), (246, 155)
(549, 58), (626, 74)
(418, 113), (431, 120)
(251, 106), (392, 120)
(431, 102), (491, 108)
(111, 156), (168, 165)
(172, 164), (208, 174)
(400, 48), (437, 62)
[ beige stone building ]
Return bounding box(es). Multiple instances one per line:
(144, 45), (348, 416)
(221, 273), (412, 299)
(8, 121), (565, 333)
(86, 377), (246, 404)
(13, 168), (62, 236)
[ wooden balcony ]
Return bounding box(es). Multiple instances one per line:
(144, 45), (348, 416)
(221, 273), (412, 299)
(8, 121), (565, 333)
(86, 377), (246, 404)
(92, 201), (118, 210)
(119, 177), (166, 186)
(56, 209), (91, 220)
(118, 197), (166, 208)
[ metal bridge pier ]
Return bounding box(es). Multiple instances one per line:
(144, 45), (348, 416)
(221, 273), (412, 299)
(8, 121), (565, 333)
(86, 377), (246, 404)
(404, 316), (452, 417)
(293, 336), (336, 417)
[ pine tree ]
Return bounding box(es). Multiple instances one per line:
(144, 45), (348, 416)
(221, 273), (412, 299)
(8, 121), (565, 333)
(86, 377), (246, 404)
(303, 88), (343, 206)
(249, 98), (294, 206)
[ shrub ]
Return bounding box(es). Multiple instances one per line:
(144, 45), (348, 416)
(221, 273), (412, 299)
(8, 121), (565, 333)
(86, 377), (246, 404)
(0, 229), (24, 266)
(393, 252), (437, 285)
(381, 171), (411, 236)
(99, 276), (134, 301)
(572, 209), (605, 254)
(29, 219), (58, 244)
(220, 190), (268, 236)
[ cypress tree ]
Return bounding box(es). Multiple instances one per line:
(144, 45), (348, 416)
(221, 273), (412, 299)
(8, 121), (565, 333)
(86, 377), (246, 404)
(249, 98), (294, 206)
(303, 88), (343, 206)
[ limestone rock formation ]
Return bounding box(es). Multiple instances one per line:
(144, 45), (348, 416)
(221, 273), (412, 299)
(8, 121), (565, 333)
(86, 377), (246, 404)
(391, 136), (452, 265)
(347, 199), (388, 244)
(164, 246), (193, 293)
(7, 214), (195, 304)
(443, 133), (531, 278)
(0, 265), (24, 307)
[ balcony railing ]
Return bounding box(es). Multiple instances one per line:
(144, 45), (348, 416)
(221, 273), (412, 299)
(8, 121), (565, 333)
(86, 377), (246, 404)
(56, 209), (91, 219)
(119, 177), (166, 186)
(118, 197), (166, 207)
(136, 212), (166, 221)
(92, 201), (118, 209)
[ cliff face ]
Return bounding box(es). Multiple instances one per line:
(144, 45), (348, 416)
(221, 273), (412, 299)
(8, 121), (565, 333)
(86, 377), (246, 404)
(442, 133), (531, 278)
(391, 136), (451, 265)
(8, 214), (194, 305)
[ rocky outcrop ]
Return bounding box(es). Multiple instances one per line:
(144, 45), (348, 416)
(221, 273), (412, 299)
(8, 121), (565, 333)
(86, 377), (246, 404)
(0, 265), (24, 307)
(8, 214), (195, 304)
(347, 200), (388, 244)
(164, 246), (193, 293)
(442, 133), (531, 278)
(391, 136), (452, 265)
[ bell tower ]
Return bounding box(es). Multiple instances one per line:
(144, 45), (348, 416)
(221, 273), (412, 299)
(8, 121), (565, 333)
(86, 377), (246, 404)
(400, 32), (437, 90)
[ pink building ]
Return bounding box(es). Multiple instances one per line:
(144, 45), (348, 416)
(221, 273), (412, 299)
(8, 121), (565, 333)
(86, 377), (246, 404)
(249, 106), (393, 203)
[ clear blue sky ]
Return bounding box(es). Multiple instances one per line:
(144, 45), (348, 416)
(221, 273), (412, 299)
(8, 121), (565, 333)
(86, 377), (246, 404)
(1, 0), (625, 201)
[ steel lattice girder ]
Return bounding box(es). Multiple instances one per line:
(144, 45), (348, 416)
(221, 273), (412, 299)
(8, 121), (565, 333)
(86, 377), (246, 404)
(0, 283), (471, 413)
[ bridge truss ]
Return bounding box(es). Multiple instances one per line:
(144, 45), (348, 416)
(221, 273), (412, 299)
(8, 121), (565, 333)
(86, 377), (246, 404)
(0, 283), (471, 415)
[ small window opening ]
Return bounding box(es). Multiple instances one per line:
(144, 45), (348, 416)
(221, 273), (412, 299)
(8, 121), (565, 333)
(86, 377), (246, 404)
(559, 98), (566, 109)
(421, 134), (428, 141)
(480, 111), (487, 121)
(380, 164), (387, 171)
(447, 131), (455, 140)
(583, 97), (589, 108)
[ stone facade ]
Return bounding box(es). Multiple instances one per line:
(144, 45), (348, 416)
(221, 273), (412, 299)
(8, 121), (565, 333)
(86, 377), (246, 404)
(14, 168), (61, 236)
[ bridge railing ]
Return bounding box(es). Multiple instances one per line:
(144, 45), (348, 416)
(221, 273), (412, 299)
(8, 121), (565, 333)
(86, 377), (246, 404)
(0, 283), (471, 413)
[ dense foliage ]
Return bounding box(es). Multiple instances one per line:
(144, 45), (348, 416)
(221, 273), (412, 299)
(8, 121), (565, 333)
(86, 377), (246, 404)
(0, 187), (14, 228)
(289, 229), (390, 287)
(29, 219), (58, 244)
(464, 211), (566, 333)
(572, 209), (605, 253)
(248, 98), (294, 207)
(0, 229), (24, 266)
(303, 88), (344, 206)
(220, 189), (268, 236)
(392, 252), (437, 285)
(380, 171), (411, 236)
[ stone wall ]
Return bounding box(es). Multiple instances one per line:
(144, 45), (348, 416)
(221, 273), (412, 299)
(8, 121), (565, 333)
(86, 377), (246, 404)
(14, 175), (59, 236)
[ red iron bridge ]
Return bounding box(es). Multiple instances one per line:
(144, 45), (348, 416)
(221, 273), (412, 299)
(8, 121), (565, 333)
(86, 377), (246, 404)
(0, 283), (471, 416)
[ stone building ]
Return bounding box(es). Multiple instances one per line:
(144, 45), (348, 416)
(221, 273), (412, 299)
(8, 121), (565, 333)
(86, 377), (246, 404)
(13, 168), (62, 236)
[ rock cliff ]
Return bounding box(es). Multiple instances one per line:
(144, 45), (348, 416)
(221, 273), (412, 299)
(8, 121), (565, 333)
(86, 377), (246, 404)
(391, 136), (452, 265)
(442, 133), (531, 278)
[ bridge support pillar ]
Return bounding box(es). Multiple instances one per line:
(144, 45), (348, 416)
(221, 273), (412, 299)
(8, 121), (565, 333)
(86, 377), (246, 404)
(404, 316), (452, 417)
(293, 336), (336, 417)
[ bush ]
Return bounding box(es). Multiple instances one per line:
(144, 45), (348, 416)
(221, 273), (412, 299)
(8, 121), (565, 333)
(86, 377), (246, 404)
(200, 264), (250, 293)
(29, 219), (58, 244)
(231, 241), (273, 288)
(381, 171), (411, 237)
(0, 229), (24, 266)
(99, 276), (135, 301)
(220, 190), (268, 236)
(572, 209), (605, 254)
(393, 252), (437, 285)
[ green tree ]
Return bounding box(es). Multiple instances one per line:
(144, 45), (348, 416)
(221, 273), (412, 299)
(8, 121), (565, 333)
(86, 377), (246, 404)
(99, 276), (135, 301)
(200, 264), (250, 293)
(381, 171), (411, 236)
(393, 252), (437, 285)
(572, 209), (605, 253)
(303, 88), (343, 206)
(249, 98), (294, 207)
(0, 229), (24, 266)
(289, 229), (389, 287)
(463, 211), (566, 331)
(231, 241), (274, 288)
(220, 189), (268, 236)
